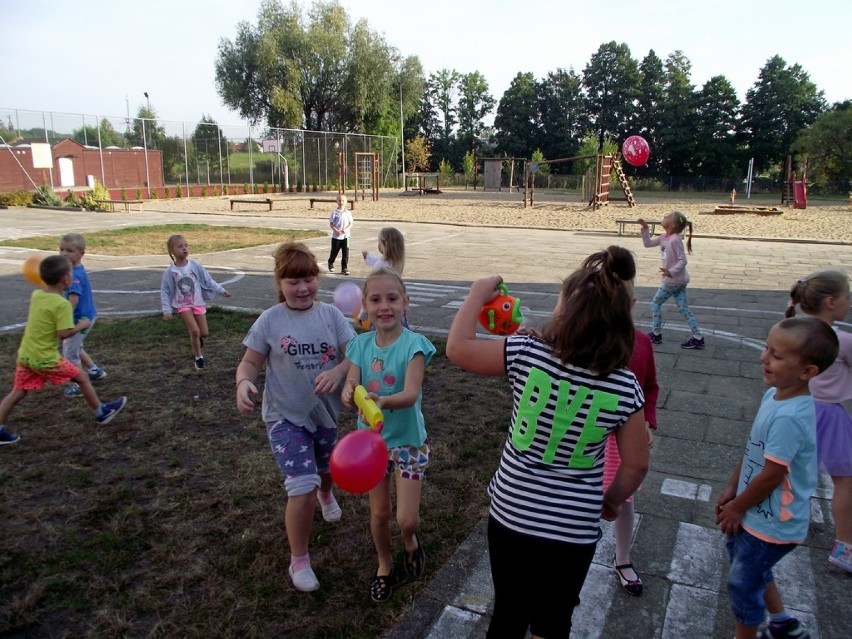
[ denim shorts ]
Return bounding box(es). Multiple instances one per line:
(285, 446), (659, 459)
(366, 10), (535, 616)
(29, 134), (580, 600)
(725, 529), (797, 627)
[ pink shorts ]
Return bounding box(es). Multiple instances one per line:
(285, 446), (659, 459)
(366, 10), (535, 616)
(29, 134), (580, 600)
(14, 359), (80, 391)
(176, 306), (207, 316)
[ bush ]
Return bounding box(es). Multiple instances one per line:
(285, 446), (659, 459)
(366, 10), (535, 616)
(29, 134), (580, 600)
(243, 183), (249, 196)
(33, 185), (62, 207)
(263, 182), (269, 194)
(120, 187), (127, 201)
(0, 189), (35, 207)
(163, 187), (171, 199)
(78, 180), (110, 211)
(136, 187), (143, 200)
(176, 185), (183, 198)
(200, 186), (208, 198)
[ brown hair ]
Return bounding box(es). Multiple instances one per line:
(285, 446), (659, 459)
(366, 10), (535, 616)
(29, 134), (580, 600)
(60, 233), (86, 251)
(40, 254), (72, 285)
(272, 242), (320, 303)
(542, 245), (636, 375)
(785, 270), (850, 318)
(777, 316), (839, 374)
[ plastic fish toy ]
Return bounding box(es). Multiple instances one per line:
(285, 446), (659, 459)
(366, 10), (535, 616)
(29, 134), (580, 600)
(479, 283), (524, 336)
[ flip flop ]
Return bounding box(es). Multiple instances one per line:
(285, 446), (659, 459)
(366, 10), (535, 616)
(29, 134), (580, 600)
(404, 532), (426, 578)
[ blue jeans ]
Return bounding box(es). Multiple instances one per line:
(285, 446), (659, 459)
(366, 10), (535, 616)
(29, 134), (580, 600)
(725, 529), (796, 628)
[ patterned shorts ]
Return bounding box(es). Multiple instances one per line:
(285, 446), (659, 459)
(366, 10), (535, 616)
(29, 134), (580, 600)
(14, 359), (80, 391)
(388, 440), (431, 481)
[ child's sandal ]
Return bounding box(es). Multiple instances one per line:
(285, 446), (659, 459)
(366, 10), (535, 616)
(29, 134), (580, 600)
(369, 568), (395, 602)
(404, 532), (426, 578)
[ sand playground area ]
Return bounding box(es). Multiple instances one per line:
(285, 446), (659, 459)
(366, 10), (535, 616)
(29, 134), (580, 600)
(145, 189), (852, 245)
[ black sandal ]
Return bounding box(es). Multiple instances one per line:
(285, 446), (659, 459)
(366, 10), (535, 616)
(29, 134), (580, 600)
(613, 561), (643, 597)
(404, 532), (426, 578)
(369, 568), (395, 602)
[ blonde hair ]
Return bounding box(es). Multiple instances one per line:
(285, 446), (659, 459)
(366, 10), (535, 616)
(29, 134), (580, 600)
(363, 266), (407, 299)
(61, 233), (86, 251)
(377, 227), (405, 273)
(166, 234), (185, 264)
(667, 210), (694, 254)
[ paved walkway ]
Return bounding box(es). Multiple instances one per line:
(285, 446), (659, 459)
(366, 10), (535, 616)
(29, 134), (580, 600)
(1, 207), (850, 639)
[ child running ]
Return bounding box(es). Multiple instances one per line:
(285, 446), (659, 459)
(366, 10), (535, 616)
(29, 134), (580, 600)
(446, 246), (649, 639)
(160, 234), (230, 369)
(341, 267), (436, 602)
(785, 270), (852, 573)
(327, 193), (352, 275)
(235, 242), (355, 593)
(360, 227), (408, 328)
(0, 255), (127, 445)
(606, 278), (659, 597)
(59, 233), (108, 398)
(639, 211), (706, 349)
(716, 316), (838, 639)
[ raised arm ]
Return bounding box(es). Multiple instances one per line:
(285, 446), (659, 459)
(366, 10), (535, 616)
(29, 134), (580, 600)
(446, 275), (507, 377)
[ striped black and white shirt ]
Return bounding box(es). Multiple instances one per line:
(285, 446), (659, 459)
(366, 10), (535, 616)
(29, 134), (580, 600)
(488, 335), (645, 544)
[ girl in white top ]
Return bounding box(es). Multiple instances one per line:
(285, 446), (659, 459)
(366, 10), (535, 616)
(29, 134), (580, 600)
(160, 234), (230, 369)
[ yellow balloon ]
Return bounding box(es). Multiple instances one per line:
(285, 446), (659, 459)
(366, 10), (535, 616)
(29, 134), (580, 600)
(22, 255), (45, 286)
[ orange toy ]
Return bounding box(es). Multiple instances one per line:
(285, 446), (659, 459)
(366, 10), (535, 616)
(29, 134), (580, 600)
(479, 283), (524, 336)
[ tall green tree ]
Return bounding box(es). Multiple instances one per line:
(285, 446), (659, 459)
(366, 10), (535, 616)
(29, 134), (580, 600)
(740, 55), (826, 173)
(693, 76), (741, 181)
(538, 68), (587, 165)
(215, 0), (423, 133)
(71, 119), (125, 147)
(456, 71), (495, 141)
(655, 51), (698, 179)
(127, 105), (165, 149)
(792, 101), (852, 192)
(427, 69), (461, 165)
(493, 72), (541, 159)
(633, 50), (666, 174)
(582, 41), (640, 150)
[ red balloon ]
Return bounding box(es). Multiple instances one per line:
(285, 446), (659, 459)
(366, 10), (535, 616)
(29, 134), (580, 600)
(330, 429), (388, 493)
(622, 135), (650, 166)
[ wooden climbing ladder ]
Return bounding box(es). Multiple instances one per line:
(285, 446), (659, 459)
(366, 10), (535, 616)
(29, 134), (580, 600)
(612, 157), (636, 208)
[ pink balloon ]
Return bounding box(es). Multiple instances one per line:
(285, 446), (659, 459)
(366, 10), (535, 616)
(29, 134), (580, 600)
(333, 282), (362, 314)
(330, 429), (388, 493)
(622, 135), (650, 166)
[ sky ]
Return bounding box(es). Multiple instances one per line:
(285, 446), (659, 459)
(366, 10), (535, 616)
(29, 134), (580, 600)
(3, 0), (850, 134)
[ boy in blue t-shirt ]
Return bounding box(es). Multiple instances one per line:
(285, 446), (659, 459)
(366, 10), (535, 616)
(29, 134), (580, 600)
(59, 233), (107, 397)
(716, 316), (839, 639)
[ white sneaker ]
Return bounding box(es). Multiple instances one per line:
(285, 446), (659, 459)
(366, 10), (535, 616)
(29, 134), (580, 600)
(319, 492), (342, 522)
(289, 564), (320, 592)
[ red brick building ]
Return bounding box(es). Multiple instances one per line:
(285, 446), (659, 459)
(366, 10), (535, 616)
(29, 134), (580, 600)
(0, 139), (164, 192)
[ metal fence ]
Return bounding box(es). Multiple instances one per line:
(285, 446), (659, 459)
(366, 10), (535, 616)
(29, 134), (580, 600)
(0, 108), (400, 195)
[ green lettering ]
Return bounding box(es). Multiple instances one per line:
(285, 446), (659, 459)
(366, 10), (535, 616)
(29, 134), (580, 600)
(541, 380), (588, 463)
(568, 391), (619, 468)
(511, 368), (550, 451)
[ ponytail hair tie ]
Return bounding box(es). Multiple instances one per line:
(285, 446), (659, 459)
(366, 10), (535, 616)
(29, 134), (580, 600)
(787, 299), (795, 308)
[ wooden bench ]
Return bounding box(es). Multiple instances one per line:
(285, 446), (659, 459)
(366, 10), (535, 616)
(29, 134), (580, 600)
(309, 197), (354, 210)
(230, 197), (273, 211)
(616, 219), (660, 236)
(97, 199), (143, 212)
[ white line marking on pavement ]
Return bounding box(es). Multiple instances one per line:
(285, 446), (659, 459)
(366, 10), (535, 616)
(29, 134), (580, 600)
(661, 478), (713, 502)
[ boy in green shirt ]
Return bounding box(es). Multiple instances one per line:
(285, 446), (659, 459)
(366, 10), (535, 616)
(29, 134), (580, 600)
(0, 255), (127, 445)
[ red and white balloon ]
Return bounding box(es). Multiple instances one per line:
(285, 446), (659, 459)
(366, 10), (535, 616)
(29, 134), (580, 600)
(622, 135), (650, 166)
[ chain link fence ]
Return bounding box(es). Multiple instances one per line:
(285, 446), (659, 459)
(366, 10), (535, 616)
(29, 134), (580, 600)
(0, 108), (400, 196)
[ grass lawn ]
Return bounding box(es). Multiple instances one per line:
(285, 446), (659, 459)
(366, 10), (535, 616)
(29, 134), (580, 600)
(0, 307), (508, 638)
